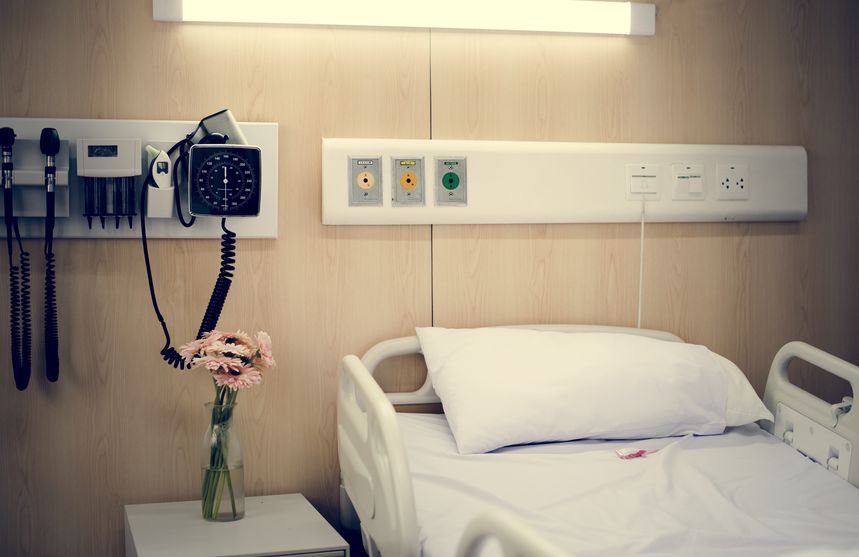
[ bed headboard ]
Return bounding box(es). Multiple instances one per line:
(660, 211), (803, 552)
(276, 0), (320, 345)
(360, 324), (684, 406)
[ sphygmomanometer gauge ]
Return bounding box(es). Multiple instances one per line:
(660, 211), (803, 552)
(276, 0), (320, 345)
(188, 144), (262, 217)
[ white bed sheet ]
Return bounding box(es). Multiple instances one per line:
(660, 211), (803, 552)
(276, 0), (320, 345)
(398, 413), (859, 557)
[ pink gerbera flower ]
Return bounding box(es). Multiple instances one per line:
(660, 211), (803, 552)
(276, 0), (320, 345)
(179, 329), (273, 391)
(179, 338), (206, 363)
(255, 331), (276, 368)
(195, 355), (244, 372)
(211, 363), (262, 390)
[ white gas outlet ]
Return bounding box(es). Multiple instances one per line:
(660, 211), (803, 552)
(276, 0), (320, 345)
(349, 156), (383, 206)
(717, 163), (749, 200)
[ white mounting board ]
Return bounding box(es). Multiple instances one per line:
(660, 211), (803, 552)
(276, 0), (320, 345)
(322, 138), (807, 225)
(0, 117), (278, 239)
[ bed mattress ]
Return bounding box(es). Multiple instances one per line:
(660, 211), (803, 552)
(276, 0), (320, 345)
(397, 413), (859, 557)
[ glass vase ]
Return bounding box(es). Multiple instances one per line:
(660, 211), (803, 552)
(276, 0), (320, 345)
(201, 401), (245, 521)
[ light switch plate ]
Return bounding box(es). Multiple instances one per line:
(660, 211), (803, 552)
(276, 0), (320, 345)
(672, 164), (705, 201)
(349, 156), (382, 206)
(435, 157), (467, 206)
(392, 157), (424, 206)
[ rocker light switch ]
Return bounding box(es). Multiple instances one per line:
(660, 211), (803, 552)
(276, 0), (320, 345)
(689, 176), (703, 193)
(672, 164), (705, 201)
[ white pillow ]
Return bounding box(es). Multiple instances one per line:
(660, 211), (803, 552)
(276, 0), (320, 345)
(416, 327), (772, 455)
(713, 352), (774, 426)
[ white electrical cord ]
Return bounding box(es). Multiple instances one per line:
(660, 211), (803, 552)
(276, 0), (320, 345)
(637, 198), (646, 328)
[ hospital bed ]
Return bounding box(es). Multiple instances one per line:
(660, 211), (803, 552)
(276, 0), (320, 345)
(336, 325), (859, 557)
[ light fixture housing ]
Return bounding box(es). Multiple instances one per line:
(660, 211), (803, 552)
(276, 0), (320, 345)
(152, 0), (655, 36)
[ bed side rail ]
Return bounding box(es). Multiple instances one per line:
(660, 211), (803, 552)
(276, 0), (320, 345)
(763, 341), (858, 487)
(337, 354), (420, 557)
(455, 510), (573, 557)
(361, 336), (440, 406)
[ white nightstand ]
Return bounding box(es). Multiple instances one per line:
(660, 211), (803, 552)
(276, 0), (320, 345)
(124, 493), (350, 557)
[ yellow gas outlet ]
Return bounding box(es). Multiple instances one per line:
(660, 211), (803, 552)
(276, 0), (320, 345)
(399, 171), (418, 190)
(392, 157), (424, 206)
(356, 171), (375, 190)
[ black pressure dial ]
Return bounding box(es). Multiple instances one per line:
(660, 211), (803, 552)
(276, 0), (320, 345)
(188, 144), (262, 217)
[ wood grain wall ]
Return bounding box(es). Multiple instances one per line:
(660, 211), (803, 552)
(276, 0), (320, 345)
(1, 1), (857, 555)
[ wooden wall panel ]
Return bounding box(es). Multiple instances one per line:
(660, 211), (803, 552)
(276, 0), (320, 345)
(0, 0), (431, 555)
(430, 0), (859, 397)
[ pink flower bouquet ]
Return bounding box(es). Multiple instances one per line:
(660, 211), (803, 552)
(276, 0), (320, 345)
(179, 330), (275, 521)
(180, 329), (275, 391)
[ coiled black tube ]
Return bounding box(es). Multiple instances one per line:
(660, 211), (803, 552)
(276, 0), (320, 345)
(18, 248), (32, 382)
(196, 219), (235, 340)
(139, 169), (186, 370)
(9, 263), (22, 387)
(140, 154), (237, 370)
(44, 251), (59, 381)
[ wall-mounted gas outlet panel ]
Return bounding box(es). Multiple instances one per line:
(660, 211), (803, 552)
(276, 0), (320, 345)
(350, 156), (382, 206)
(322, 138), (807, 225)
(0, 117), (278, 238)
(391, 157), (424, 206)
(436, 157), (467, 206)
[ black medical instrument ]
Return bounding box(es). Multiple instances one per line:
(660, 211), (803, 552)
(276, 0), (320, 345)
(188, 144), (261, 217)
(2, 126), (32, 390)
(41, 128), (61, 382)
(139, 110), (256, 370)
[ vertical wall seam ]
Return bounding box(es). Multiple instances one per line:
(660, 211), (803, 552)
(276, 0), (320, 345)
(429, 28), (435, 326)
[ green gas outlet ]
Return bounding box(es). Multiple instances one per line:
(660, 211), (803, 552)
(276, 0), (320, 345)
(441, 172), (460, 190)
(435, 157), (467, 205)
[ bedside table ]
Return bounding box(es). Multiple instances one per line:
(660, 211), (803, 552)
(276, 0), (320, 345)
(124, 493), (349, 557)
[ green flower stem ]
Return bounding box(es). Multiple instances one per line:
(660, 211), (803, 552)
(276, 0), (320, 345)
(225, 469), (237, 518)
(202, 385), (240, 520)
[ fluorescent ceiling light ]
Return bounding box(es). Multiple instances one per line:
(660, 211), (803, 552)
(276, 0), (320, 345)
(153, 0), (656, 36)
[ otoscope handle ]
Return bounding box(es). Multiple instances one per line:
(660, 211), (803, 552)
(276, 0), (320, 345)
(3, 188), (13, 247)
(45, 191), (55, 238)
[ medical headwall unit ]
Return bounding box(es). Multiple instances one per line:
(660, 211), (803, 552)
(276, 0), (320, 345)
(0, 117), (278, 239)
(322, 139), (807, 225)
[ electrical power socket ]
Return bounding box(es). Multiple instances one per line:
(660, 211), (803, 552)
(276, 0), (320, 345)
(717, 163), (749, 200)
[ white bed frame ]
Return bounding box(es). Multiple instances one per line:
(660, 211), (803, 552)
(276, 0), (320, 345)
(336, 325), (858, 557)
